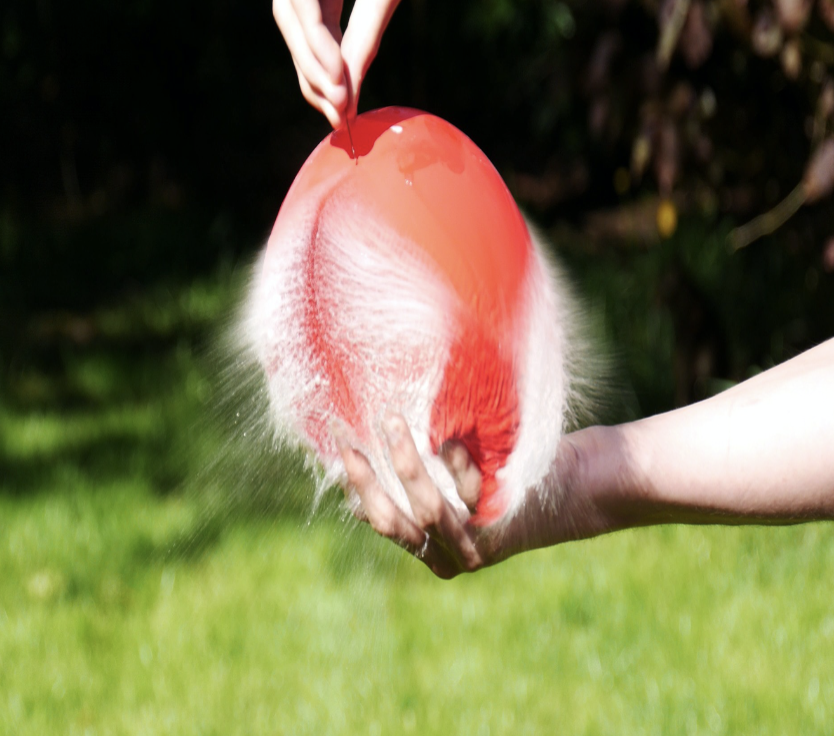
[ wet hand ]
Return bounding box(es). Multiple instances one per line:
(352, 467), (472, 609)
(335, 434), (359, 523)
(334, 414), (631, 578)
(335, 414), (493, 579)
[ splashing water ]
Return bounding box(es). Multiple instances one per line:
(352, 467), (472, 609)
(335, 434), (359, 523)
(232, 107), (606, 528)
(202, 108), (606, 539)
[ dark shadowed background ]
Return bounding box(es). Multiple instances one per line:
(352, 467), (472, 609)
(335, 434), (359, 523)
(2, 0), (833, 416)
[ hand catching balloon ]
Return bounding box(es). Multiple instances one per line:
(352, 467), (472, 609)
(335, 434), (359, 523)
(245, 107), (583, 533)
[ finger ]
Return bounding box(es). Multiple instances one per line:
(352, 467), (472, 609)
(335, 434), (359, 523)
(439, 441), (482, 513)
(274, 0), (348, 120)
(331, 424), (465, 577)
(289, 0), (344, 85)
(341, 483), (368, 522)
(295, 65), (343, 128)
(342, 447), (458, 575)
(383, 415), (484, 572)
(336, 435), (426, 548)
(332, 419), (368, 521)
(341, 0), (402, 114)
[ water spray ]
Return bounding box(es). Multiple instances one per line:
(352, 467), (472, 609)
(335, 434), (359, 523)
(240, 107), (598, 527)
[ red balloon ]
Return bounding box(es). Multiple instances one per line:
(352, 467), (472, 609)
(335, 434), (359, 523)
(249, 108), (571, 525)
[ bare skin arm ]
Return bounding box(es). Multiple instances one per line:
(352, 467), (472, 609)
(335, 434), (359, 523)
(336, 338), (834, 579)
(612, 335), (834, 525)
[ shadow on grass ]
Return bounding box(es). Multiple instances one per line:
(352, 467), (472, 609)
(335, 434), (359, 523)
(0, 433), (187, 498)
(132, 513), (227, 565)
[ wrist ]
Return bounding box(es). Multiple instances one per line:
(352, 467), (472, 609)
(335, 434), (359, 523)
(493, 425), (643, 559)
(566, 423), (647, 533)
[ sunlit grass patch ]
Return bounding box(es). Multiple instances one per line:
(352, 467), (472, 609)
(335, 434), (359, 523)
(2, 262), (833, 735)
(2, 481), (834, 735)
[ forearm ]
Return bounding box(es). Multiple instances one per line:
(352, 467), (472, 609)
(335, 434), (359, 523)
(588, 338), (834, 528)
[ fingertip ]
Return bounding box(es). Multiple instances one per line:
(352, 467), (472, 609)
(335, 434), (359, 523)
(330, 418), (350, 453)
(331, 432), (377, 491)
(439, 441), (481, 512)
(342, 487), (368, 522)
(330, 421), (361, 476)
(458, 471), (482, 514)
(320, 98), (343, 130)
(439, 441), (467, 473)
(340, 447), (365, 486)
(382, 413), (407, 448)
(328, 83), (349, 116)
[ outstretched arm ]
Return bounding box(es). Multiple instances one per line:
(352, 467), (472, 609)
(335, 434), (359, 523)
(607, 335), (834, 527)
(337, 338), (834, 578)
(273, 0), (402, 128)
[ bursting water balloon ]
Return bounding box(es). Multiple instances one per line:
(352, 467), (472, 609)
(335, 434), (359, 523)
(245, 107), (580, 525)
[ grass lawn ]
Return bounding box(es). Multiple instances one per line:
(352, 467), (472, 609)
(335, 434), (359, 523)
(2, 265), (833, 735)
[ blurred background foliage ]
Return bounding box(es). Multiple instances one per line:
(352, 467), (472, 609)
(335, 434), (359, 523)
(1, 0), (833, 419)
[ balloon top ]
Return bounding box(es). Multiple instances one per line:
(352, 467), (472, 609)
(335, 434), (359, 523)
(281, 107), (532, 325)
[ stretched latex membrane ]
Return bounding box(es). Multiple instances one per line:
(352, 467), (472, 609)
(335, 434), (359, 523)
(248, 108), (571, 525)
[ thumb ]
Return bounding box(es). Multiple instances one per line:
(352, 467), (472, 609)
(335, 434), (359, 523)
(439, 441), (482, 513)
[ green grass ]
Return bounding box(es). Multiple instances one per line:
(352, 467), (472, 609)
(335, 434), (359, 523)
(2, 267), (834, 735)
